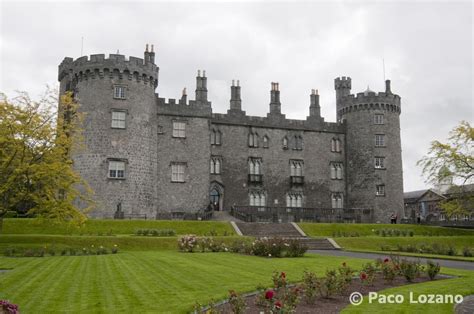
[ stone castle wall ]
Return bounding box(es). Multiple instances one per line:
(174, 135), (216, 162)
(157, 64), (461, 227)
(58, 50), (404, 222)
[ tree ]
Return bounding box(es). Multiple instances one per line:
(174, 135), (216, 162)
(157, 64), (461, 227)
(0, 89), (94, 231)
(417, 121), (474, 217)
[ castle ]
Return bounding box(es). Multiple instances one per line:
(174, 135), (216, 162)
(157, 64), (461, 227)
(58, 45), (404, 223)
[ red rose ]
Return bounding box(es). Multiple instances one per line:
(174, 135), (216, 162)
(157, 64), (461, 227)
(265, 290), (274, 300)
(384, 258), (389, 263)
(275, 300), (282, 309)
(281, 272), (286, 278)
(360, 272), (367, 280)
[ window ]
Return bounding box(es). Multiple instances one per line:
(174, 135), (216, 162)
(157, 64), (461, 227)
(248, 131), (259, 147)
(331, 193), (343, 209)
(330, 162), (343, 180)
(171, 163), (185, 182)
(374, 114), (384, 125)
(376, 184), (385, 196)
(282, 136), (288, 150)
(210, 156), (222, 174)
(111, 110), (126, 129)
(331, 138), (342, 152)
(263, 135), (269, 148)
(248, 158), (263, 183)
(172, 121), (186, 138)
(249, 191), (266, 206)
(108, 160), (125, 179)
(211, 129), (221, 145)
(286, 192), (303, 208)
(113, 86), (126, 99)
(293, 135), (303, 150)
(375, 157), (385, 169)
(375, 134), (385, 147)
(290, 160), (303, 176)
(248, 158), (262, 175)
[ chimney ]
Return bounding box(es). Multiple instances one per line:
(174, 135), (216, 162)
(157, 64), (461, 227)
(309, 89), (321, 117)
(150, 44), (155, 64)
(179, 87), (187, 105)
(230, 79), (242, 111)
(195, 70), (208, 103)
(269, 82), (281, 114)
(144, 44), (150, 64)
(385, 79), (392, 94)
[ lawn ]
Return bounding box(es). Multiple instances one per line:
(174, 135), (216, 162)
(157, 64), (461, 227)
(1, 218), (235, 236)
(334, 236), (474, 262)
(0, 251), (474, 313)
(298, 223), (474, 237)
(1, 251), (473, 314)
(0, 251), (364, 313)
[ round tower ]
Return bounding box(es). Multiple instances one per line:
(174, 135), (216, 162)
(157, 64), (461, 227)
(58, 45), (159, 218)
(335, 77), (404, 223)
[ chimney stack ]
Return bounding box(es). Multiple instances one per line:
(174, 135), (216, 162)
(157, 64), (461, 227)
(269, 82), (281, 114)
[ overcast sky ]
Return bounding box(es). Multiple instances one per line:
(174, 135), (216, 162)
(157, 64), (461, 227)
(1, 0), (472, 192)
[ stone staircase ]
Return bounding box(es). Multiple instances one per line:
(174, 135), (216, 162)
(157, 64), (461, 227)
(234, 222), (339, 250)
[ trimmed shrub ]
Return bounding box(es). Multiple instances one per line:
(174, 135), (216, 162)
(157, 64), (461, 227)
(426, 260), (441, 280)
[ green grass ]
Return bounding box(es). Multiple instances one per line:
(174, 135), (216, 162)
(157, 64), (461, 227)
(1, 251), (473, 313)
(298, 223), (474, 237)
(0, 251), (364, 313)
(1, 218), (235, 236)
(0, 235), (250, 252)
(335, 236), (474, 258)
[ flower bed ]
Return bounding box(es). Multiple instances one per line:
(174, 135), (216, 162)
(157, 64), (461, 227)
(3, 245), (119, 257)
(194, 257), (445, 313)
(178, 235), (307, 257)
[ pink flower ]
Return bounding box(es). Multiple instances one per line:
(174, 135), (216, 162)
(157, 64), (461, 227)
(275, 300), (282, 309)
(265, 290), (274, 300)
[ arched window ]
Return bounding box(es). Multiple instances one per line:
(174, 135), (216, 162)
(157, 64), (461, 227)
(294, 135), (303, 150)
(263, 135), (269, 148)
(248, 131), (259, 147)
(249, 191), (266, 207)
(282, 136), (288, 150)
(331, 138), (342, 152)
(331, 193), (343, 209)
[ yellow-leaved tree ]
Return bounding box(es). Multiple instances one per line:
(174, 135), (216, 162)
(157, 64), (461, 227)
(0, 89), (94, 231)
(417, 121), (474, 218)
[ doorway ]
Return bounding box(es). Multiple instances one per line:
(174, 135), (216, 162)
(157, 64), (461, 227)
(209, 182), (224, 211)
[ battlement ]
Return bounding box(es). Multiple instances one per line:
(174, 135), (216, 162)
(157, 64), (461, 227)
(58, 53), (159, 87)
(334, 76), (352, 89)
(211, 112), (344, 133)
(338, 91), (401, 117)
(156, 96), (212, 116)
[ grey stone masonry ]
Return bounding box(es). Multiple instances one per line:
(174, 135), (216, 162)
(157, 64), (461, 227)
(58, 46), (404, 222)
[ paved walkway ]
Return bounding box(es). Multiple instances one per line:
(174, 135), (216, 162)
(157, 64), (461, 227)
(308, 250), (474, 271)
(455, 295), (474, 313)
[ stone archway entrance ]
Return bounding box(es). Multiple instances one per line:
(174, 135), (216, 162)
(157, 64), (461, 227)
(209, 182), (224, 211)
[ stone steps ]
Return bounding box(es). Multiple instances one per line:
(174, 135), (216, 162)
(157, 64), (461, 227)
(234, 222), (339, 250)
(235, 222), (302, 238)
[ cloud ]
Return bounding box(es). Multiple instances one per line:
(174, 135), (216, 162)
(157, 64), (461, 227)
(0, 1), (472, 192)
